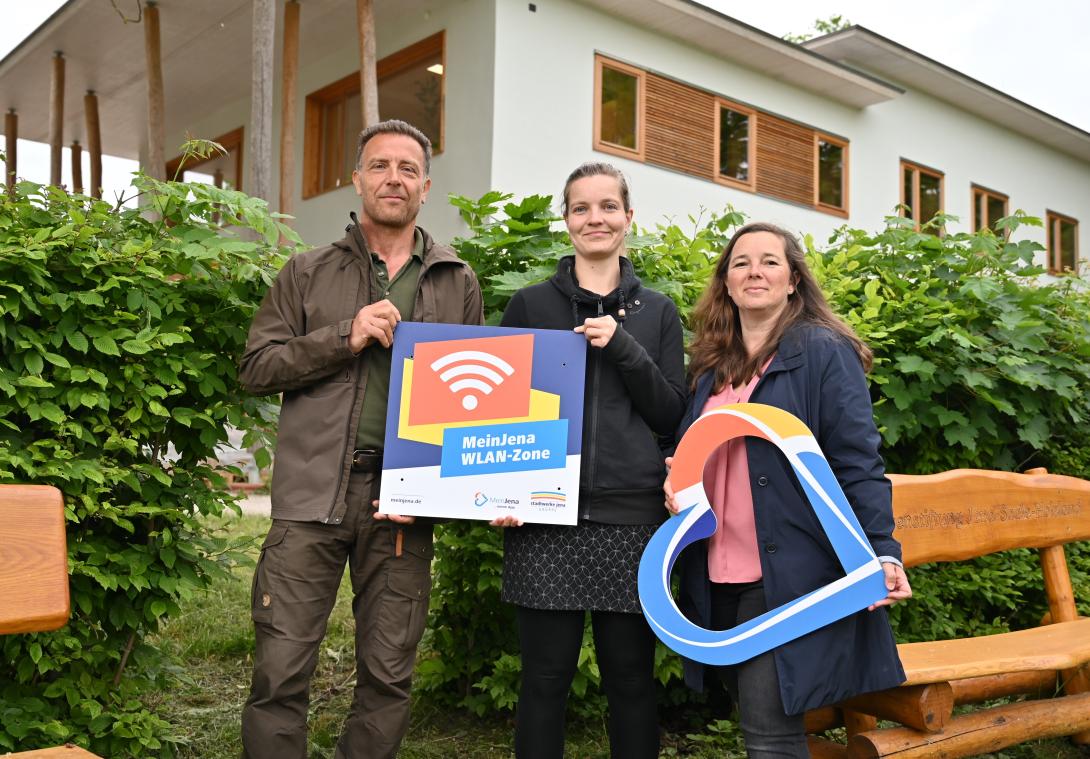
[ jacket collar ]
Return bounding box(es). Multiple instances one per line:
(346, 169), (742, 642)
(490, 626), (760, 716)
(333, 212), (460, 271)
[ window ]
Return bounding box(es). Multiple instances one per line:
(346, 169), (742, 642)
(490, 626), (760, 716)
(815, 133), (848, 215)
(714, 99), (755, 191)
(971, 185), (1009, 235)
(1047, 211), (1079, 274)
(303, 32), (444, 199)
(593, 55), (645, 160)
(165, 127), (244, 189)
(901, 161), (944, 230)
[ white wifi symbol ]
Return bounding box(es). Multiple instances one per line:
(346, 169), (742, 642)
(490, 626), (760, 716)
(430, 350), (516, 411)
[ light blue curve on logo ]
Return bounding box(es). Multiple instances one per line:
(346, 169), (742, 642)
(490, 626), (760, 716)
(637, 404), (889, 666)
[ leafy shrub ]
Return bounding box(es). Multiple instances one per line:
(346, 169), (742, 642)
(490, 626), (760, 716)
(807, 211), (1090, 641)
(424, 193), (1090, 715)
(0, 170), (293, 755)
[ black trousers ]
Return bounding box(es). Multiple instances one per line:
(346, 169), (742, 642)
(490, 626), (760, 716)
(710, 581), (809, 758)
(514, 605), (660, 759)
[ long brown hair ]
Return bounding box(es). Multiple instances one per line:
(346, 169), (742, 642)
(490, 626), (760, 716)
(688, 222), (872, 391)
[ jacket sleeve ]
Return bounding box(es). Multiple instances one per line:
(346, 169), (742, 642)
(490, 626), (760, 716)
(237, 256), (355, 396)
(601, 297), (687, 436)
(463, 266), (485, 326)
(816, 337), (901, 561)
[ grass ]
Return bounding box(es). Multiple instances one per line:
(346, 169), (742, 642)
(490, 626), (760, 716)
(144, 514), (1089, 758)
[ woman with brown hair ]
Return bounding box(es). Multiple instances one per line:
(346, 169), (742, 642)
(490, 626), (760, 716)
(666, 222), (911, 756)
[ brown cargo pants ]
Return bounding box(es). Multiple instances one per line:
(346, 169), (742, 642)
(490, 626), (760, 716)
(241, 471), (433, 759)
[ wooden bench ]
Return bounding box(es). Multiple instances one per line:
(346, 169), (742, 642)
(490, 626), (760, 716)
(0, 485), (103, 759)
(805, 468), (1090, 758)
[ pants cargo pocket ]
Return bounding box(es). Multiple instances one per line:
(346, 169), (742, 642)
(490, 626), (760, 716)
(375, 569), (431, 650)
(251, 522), (290, 626)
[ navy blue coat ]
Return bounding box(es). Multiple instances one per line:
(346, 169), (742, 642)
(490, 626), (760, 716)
(676, 323), (906, 715)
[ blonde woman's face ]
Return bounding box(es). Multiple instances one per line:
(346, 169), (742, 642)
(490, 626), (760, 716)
(564, 174), (633, 261)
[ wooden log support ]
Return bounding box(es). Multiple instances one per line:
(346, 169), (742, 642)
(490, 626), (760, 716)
(843, 682), (953, 734)
(70, 141), (83, 194)
(949, 670), (1057, 705)
(847, 691), (1090, 758)
(807, 735), (848, 758)
(805, 706), (842, 734)
(355, 0), (379, 127)
(278, 0), (300, 220)
(49, 52), (65, 186)
(83, 91), (102, 198)
(144, 2), (166, 181)
(249, 0), (275, 203)
(842, 709), (877, 740)
(4, 109), (16, 188)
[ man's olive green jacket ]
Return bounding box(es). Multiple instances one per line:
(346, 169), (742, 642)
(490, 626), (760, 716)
(239, 221), (484, 522)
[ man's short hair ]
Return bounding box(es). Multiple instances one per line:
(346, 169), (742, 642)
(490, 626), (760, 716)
(355, 119), (432, 176)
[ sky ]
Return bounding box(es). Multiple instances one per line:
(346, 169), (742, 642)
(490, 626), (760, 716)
(1, 0), (1087, 198)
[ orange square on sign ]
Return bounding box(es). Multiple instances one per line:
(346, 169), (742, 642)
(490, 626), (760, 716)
(409, 333), (534, 426)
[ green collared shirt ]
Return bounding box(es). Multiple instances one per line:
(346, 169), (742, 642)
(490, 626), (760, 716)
(355, 229), (424, 450)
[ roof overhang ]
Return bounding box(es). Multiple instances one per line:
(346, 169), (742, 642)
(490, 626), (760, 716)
(0, 0), (434, 162)
(805, 26), (1090, 164)
(579, 0), (903, 108)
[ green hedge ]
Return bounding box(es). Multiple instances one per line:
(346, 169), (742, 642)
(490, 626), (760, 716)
(0, 165), (294, 755)
(418, 193), (1090, 717)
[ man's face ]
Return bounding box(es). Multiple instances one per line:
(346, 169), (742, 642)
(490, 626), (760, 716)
(352, 133), (431, 229)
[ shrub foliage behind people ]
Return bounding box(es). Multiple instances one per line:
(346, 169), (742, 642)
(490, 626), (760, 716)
(421, 193), (1090, 716)
(0, 162), (293, 755)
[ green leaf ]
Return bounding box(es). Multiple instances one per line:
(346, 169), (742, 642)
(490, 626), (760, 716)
(92, 335), (120, 356)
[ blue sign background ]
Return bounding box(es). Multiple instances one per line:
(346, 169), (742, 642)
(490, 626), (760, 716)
(382, 322), (586, 470)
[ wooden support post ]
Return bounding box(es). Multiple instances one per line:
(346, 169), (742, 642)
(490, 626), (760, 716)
(1040, 543), (1090, 742)
(848, 691), (1090, 758)
(84, 91), (102, 198)
(4, 109), (16, 189)
(70, 141), (83, 194)
(144, 2), (166, 181)
(249, 0), (275, 203)
(49, 52), (65, 186)
(805, 706), (842, 734)
(843, 683), (953, 734)
(842, 709), (877, 741)
(355, 0), (379, 128)
(213, 169), (224, 188)
(278, 0), (299, 220)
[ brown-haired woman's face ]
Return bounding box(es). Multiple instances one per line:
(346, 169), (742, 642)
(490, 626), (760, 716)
(725, 231), (794, 317)
(564, 174), (633, 261)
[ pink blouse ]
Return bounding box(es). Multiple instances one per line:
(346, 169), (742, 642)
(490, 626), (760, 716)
(701, 362), (771, 583)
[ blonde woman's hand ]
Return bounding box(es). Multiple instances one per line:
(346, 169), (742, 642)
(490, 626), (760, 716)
(575, 315), (618, 348)
(490, 515), (524, 528)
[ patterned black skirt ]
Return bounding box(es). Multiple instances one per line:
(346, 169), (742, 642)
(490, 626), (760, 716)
(501, 521), (659, 613)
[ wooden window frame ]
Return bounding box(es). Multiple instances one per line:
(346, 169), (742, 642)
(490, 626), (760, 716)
(165, 127), (244, 188)
(1046, 210), (1080, 275)
(814, 132), (849, 218)
(592, 54), (646, 162)
(900, 159), (944, 231)
(712, 97), (756, 192)
(970, 184), (1009, 236)
(302, 31), (445, 200)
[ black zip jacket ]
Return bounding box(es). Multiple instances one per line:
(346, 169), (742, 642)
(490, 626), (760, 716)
(500, 255), (686, 524)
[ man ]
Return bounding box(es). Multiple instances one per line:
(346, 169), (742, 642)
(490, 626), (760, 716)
(238, 119), (483, 758)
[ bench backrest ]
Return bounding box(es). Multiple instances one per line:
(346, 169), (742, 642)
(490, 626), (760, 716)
(891, 469), (1090, 568)
(0, 485), (70, 634)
